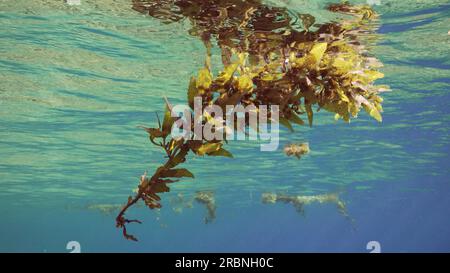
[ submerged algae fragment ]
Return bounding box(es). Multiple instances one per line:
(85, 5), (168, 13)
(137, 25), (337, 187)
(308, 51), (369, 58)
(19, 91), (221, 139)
(170, 192), (218, 223)
(194, 191), (216, 224)
(86, 204), (124, 215)
(284, 143), (310, 159)
(65, 203), (126, 215)
(169, 193), (193, 214)
(116, 0), (388, 240)
(261, 192), (350, 220)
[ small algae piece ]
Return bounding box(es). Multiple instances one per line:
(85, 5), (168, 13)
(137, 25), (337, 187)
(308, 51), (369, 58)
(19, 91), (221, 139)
(194, 191), (216, 224)
(86, 204), (123, 215)
(284, 143), (310, 159)
(261, 193), (278, 204)
(169, 193), (193, 214)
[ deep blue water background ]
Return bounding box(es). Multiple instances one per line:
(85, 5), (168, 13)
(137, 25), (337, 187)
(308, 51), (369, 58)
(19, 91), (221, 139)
(0, 0), (449, 252)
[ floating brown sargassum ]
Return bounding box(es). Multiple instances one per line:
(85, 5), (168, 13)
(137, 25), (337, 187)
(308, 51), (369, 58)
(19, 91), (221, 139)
(194, 191), (216, 224)
(284, 143), (309, 159)
(261, 192), (351, 221)
(116, 0), (388, 240)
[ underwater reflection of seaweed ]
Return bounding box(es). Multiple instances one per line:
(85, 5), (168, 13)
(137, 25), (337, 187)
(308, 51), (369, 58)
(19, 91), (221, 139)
(132, 0), (381, 66)
(194, 191), (216, 224)
(261, 192), (352, 222)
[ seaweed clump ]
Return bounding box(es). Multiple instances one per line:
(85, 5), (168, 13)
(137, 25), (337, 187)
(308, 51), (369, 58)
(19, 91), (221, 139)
(284, 143), (309, 159)
(116, 0), (388, 240)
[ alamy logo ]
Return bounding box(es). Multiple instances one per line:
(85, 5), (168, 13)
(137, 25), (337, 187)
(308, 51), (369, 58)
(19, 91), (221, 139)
(366, 241), (381, 253)
(66, 241), (81, 253)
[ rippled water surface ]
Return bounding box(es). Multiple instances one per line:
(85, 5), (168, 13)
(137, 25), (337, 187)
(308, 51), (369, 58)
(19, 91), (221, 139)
(0, 0), (449, 252)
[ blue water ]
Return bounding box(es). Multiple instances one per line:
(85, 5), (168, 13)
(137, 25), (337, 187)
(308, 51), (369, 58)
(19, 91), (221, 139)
(0, 0), (449, 252)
